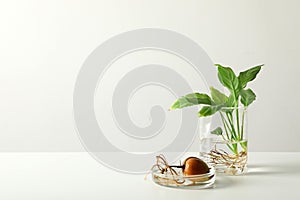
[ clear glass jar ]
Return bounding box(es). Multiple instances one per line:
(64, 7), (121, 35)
(199, 106), (248, 175)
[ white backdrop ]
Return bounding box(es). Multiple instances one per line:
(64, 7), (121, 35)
(0, 0), (299, 152)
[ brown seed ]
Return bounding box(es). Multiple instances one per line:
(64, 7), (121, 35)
(182, 157), (209, 176)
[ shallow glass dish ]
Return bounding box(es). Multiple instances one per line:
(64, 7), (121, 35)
(151, 167), (215, 189)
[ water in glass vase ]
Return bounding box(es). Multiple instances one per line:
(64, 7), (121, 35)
(199, 138), (248, 175)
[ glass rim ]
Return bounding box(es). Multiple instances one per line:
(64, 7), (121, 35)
(151, 166), (215, 178)
(220, 105), (248, 110)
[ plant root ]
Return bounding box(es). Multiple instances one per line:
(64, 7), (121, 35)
(200, 150), (247, 175)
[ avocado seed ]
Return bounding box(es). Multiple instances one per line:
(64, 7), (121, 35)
(153, 155), (210, 176)
(182, 157), (209, 175)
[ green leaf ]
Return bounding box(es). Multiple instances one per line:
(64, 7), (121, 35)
(240, 89), (256, 106)
(226, 94), (236, 107)
(211, 127), (223, 135)
(215, 64), (241, 103)
(170, 93), (212, 110)
(240, 141), (248, 151)
(238, 64), (263, 88)
(210, 87), (228, 105)
(198, 105), (222, 117)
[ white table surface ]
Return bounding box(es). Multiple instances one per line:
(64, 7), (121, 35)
(0, 152), (299, 200)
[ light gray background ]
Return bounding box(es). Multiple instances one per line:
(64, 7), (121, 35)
(0, 0), (299, 152)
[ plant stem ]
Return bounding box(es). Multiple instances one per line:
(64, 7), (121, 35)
(220, 134), (235, 152)
(232, 143), (238, 155)
(225, 112), (237, 140)
(239, 109), (247, 152)
(219, 112), (230, 140)
(169, 165), (183, 168)
(221, 111), (239, 155)
(236, 108), (241, 140)
(241, 109), (245, 140)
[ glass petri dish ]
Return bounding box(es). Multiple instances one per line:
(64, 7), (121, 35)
(151, 166), (215, 189)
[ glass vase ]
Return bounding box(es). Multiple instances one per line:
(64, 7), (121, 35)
(199, 106), (248, 175)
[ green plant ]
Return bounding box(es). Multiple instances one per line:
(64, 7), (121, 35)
(170, 64), (263, 155)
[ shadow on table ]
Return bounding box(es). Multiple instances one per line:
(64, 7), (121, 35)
(212, 163), (300, 189)
(246, 163), (300, 176)
(214, 176), (239, 189)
